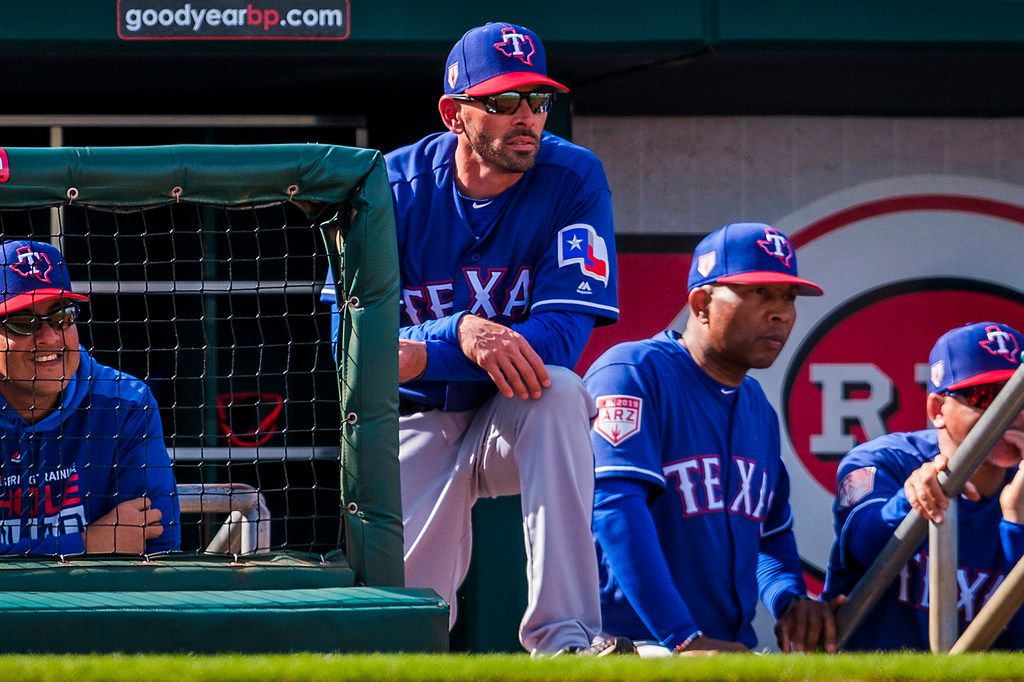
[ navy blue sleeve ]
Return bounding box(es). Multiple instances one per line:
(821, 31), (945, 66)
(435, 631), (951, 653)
(1003, 520), (1024, 648)
(401, 310), (595, 383)
(757, 465), (806, 617)
(1000, 519), (1024, 568)
(593, 477), (700, 649)
(842, 481), (912, 568)
(114, 390), (181, 554)
(0, 527), (85, 556)
(832, 451), (915, 570)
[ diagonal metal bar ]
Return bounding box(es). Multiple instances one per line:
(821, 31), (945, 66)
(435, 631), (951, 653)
(835, 363), (1024, 648)
(950, 550), (1024, 653)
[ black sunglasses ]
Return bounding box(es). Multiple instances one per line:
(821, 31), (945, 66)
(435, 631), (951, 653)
(449, 91), (557, 115)
(0, 303), (81, 336)
(944, 381), (1007, 411)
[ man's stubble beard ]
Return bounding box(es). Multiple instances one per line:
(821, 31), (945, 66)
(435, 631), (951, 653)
(465, 127), (539, 174)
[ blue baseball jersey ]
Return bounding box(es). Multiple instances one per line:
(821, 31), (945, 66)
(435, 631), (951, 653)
(0, 350), (180, 555)
(823, 429), (1024, 650)
(585, 330), (805, 648)
(322, 130), (618, 410)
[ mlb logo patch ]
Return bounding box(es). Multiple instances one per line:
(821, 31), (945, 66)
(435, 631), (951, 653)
(447, 63), (459, 90)
(594, 395), (642, 446)
(838, 466), (876, 508)
(697, 251), (716, 277)
(930, 360), (944, 387)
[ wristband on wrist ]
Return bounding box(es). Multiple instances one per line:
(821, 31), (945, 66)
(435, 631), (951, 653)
(673, 630), (704, 654)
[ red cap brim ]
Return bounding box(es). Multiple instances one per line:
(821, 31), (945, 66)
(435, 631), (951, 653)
(0, 289), (89, 315)
(716, 271), (824, 296)
(947, 369), (1017, 391)
(464, 72), (569, 96)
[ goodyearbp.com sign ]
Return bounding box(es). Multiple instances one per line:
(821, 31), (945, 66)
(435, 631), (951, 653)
(118, 0), (349, 40)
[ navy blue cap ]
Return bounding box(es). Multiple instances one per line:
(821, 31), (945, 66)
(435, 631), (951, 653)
(687, 222), (823, 296)
(444, 22), (568, 96)
(929, 322), (1023, 393)
(0, 240), (89, 315)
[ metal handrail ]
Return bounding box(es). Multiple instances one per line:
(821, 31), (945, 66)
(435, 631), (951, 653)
(835, 363), (1024, 648)
(177, 483), (272, 555)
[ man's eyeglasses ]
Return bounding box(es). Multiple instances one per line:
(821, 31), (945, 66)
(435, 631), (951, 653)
(449, 91), (557, 115)
(944, 382), (1007, 411)
(0, 304), (81, 336)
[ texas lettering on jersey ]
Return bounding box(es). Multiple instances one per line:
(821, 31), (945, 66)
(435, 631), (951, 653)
(897, 550), (1006, 623)
(0, 464), (87, 543)
(664, 454), (774, 522)
(401, 267), (532, 325)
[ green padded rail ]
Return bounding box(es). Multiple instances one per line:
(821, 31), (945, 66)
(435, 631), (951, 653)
(0, 553), (355, 592)
(0, 587), (448, 653)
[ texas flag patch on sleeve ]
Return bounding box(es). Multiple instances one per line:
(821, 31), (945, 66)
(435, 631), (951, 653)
(838, 466), (877, 508)
(594, 395), (642, 446)
(558, 223), (609, 285)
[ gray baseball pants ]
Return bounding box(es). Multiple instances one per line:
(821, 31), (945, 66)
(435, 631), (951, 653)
(399, 365), (601, 654)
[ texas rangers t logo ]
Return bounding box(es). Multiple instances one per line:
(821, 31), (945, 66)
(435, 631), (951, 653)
(980, 325), (1020, 363)
(558, 224), (609, 284)
(757, 227), (794, 267)
(10, 246), (53, 283)
(594, 395), (642, 445)
(493, 27), (536, 65)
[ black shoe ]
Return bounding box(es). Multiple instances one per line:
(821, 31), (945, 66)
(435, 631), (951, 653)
(556, 636), (638, 656)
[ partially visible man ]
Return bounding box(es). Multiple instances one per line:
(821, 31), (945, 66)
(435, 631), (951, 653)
(322, 22), (626, 655)
(824, 321), (1024, 650)
(585, 222), (837, 655)
(0, 239), (179, 555)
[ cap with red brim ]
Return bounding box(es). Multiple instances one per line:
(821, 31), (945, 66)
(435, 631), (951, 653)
(716, 271), (824, 297)
(444, 22), (568, 96)
(687, 222), (823, 296)
(1, 239), (89, 319)
(928, 322), (1024, 394)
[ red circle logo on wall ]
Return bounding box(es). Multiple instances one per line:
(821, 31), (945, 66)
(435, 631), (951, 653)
(784, 284), (1024, 494)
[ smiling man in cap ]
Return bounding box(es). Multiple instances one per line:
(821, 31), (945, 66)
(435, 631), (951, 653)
(0, 239), (179, 556)
(585, 222), (838, 655)
(321, 22), (624, 655)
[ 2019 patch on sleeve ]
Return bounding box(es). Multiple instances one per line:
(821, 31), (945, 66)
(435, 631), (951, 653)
(594, 394), (642, 446)
(838, 466), (877, 508)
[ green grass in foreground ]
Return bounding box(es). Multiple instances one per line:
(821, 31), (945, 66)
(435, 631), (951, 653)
(4, 653), (1024, 682)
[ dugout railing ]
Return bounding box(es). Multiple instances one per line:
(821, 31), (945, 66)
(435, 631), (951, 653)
(834, 363), (1024, 653)
(0, 144), (447, 653)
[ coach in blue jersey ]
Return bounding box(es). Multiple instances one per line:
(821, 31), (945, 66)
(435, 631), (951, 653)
(321, 23), (625, 655)
(824, 322), (1024, 650)
(0, 240), (179, 556)
(585, 222), (837, 654)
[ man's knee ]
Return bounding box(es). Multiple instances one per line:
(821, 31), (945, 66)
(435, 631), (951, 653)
(537, 365), (591, 411)
(493, 365), (594, 425)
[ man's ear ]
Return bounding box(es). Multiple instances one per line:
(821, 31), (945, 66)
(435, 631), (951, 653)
(438, 97), (463, 134)
(926, 393), (946, 429)
(688, 287), (711, 326)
